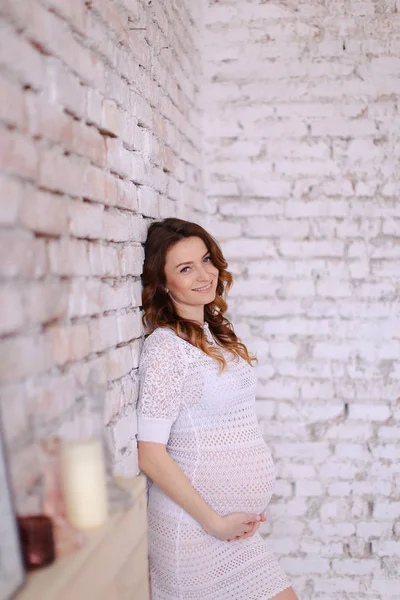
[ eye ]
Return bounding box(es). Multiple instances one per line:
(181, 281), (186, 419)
(180, 266), (191, 273)
(203, 255), (212, 263)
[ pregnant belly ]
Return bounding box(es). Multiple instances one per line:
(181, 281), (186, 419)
(189, 442), (276, 516)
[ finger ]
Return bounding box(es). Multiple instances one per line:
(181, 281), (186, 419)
(239, 522), (261, 540)
(260, 512), (267, 522)
(246, 523), (259, 536)
(236, 530), (253, 540)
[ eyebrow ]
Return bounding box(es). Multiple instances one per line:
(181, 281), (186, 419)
(176, 251), (210, 269)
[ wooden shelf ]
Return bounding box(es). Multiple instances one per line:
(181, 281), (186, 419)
(15, 476), (150, 600)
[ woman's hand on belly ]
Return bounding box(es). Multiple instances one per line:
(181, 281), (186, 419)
(226, 511), (266, 542)
(209, 511), (262, 541)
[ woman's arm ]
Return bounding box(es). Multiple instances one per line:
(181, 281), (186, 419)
(138, 441), (261, 541)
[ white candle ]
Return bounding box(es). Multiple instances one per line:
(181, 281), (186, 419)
(60, 438), (108, 531)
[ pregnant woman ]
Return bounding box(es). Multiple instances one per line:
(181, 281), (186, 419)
(137, 218), (297, 600)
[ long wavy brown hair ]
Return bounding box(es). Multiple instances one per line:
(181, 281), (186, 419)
(141, 218), (256, 371)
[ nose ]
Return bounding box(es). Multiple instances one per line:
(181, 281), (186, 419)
(196, 263), (211, 281)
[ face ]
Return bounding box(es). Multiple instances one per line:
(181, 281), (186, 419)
(164, 236), (219, 321)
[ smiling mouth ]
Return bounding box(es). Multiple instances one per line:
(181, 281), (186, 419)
(193, 281), (213, 292)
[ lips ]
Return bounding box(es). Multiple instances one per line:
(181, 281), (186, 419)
(193, 281), (213, 292)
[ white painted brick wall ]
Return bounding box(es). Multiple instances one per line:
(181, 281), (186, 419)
(204, 1), (400, 598)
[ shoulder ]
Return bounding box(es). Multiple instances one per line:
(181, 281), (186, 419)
(143, 326), (180, 348)
(140, 327), (188, 369)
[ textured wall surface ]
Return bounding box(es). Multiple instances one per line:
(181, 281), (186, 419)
(204, 2), (400, 598)
(0, 0), (203, 512)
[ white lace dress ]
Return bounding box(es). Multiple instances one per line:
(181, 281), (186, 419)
(137, 323), (291, 600)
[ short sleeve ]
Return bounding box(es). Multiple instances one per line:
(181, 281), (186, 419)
(137, 330), (188, 444)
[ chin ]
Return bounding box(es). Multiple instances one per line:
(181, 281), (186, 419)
(205, 291), (217, 304)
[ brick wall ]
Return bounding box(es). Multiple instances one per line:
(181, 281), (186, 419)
(203, 2), (400, 599)
(0, 0), (203, 513)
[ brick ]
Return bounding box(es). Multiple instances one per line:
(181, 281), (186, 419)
(296, 480), (324, 497)
(47, 62), (87, 119)
(245, 218), (309, 239)
(357, 522), (393, 538)
(0, 72), (27, 129)
(280, 556), (330, 575)
(116, 311), (142, 344)
(0, 382), (29, 446)
(130, 153), (147, 185)
(106, 138), (132, 178)
(280, 240), (345, 258)
(371, 578), (400, 595)
(89, 315), (119, 353)
(68, 279), (103, 318)
(138, 187), (159, 217)
(39, 148), (86, 197)
(325, 423), (374, 441)
(19, 189), (69, 236)
(327, 482), (352, 497)
(46, 322), (90, 365)
(352, 480), (392, 496)
(273, 442), (331, 462)
(101, 280), (142, 312)
(377, 425), (400, 439)
(348, 404), (391, 422)
(374, 540), (400, 558)
(0, 231), (47, 279)
(292, 464), (323, 490)
(68, 200), (104, 239)
(0, 286), (24, 335)
(107, 345), (134, 381)
(71, 120), (106, 167)
(84, 165), (110, 203)
(108, 407), (138, 456)
(87, 88), (103, 127)
(0, 174), (22, 225)
(102, 211), (147, 243)
(23, 281), (68, 325)
(69, 322), (91, 361)
(113, 178), (139, 211)
(104, 382), (123, 424)
(122, 114), (145, 152)
(335, 443), (372, 462)
(372, 443), (400, 460)
(332, 558), (380, 575)
(48, 238), (90, 276)
(0, 126), (39, 181)
(28, 372), (76, 428)
(152, 168), (168, 195)
(7, 442), (43, 511)
(101, 99), (123, 137)
(0, 334), (54, 384)
(88, 242), (120, 277)
(118, 244), (144, 277)
(221, 238), (277, 259)
(311, 118), (378, 136)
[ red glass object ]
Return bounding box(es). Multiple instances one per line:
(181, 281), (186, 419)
(17, 515), (55, 571)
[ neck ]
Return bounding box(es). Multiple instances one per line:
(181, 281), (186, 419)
(172, 300), (205, 326)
